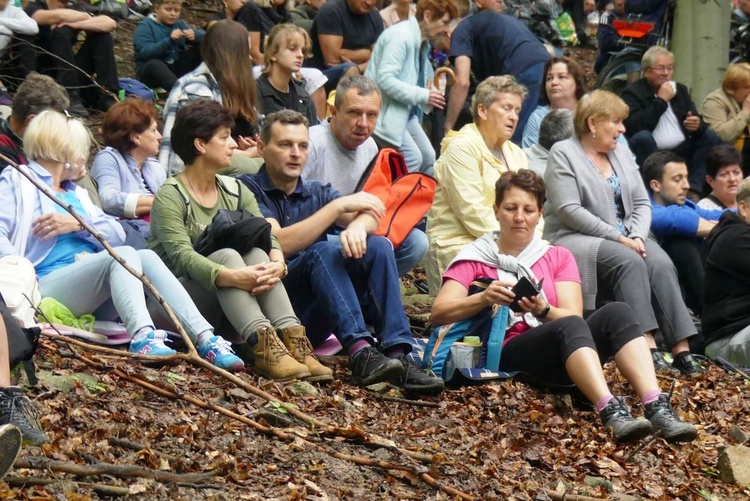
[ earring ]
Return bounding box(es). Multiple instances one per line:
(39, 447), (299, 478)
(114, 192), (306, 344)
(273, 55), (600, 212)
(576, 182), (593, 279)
(592, 132), (596, 139)
(64, 162), (72, 170)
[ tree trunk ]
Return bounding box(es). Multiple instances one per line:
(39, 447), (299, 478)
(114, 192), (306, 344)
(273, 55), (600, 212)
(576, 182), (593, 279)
(673, 0), (731, 106)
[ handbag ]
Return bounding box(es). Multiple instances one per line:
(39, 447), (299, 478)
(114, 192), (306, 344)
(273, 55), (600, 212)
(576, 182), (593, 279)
(193, 209), (272, 257)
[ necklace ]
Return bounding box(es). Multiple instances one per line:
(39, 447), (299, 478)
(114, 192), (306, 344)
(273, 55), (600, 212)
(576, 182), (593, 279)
(183, 173), (214, 206)
(584, 150), (613, 178)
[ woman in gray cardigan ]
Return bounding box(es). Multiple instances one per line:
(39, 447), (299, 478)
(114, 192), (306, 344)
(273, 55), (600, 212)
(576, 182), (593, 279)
(543, 90), (702, 375)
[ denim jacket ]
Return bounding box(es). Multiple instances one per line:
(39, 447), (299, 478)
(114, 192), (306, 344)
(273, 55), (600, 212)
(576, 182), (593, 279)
(0, 161), (126, 264)
(91, 146), (166, 218)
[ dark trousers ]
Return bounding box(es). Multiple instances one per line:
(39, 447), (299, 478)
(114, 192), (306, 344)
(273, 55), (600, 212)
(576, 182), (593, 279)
(658, 235), (704, 316)
(499, 302), (643, 387)
(512, 61), (546, 145)
(34, 27), (118, 105)
(628, 128), (721, 194)
(0, 35), (37, 90)
(137, 44), (202, 92)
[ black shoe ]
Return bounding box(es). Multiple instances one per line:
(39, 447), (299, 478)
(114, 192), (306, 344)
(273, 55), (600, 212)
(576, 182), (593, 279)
(389, 356), (445, 396)
(349, 346), (403, 387)
(671, 352), (704, 375)
(599, 396), (652, 442)
(0, 387), (49, 446)
(0, 424), (21, 479)
(651, 350), (678, 374)
(95, 95), (118, 113)
(644, 394), (698, 443)
(67, 101), (89, 118)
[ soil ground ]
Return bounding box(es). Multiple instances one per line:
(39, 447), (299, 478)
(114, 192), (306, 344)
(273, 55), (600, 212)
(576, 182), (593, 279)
(3, 3), (750, 500)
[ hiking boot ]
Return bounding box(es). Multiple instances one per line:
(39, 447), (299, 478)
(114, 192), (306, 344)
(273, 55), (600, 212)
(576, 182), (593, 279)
(129, 330), (177, 357)
(599, 396), (652, 442)
(349, 345), (403, 387)
(644, 394), (698, 443)
(278, 326), (333, 383)
(197, 335), (245, 372)
(251, 327), (310, 382)
(651, 350), (678, 374)
(0, 424), (21, 478)
(389, 356), (444, 396)
(67, 100), (89, 118)
(0, 387), (50, 446)
(671, 352), (704, 375)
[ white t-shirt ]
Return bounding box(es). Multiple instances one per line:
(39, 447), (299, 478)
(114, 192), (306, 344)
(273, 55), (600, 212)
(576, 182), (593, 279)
(651, 101), (685, 150)
(0, 4), (38, 52)
(304, 120), (379, 196)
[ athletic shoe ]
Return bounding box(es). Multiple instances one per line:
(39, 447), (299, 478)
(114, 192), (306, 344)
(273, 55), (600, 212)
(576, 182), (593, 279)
(128, 330), (177, 357)
(389, 356), (444, 396)
(0, 387), (49, 446)
(349, 346), (403, 387)
(0, 424), (21, 478)
(671, 352), (704, 375)
(197, 335), (245, 372)
(651, 350), (678, 373)
(644, 394), (698, 443)
(599, 396), (652, 442)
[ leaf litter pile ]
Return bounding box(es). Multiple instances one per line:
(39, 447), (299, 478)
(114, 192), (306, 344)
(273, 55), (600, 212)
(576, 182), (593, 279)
(2, 333), (749, 500)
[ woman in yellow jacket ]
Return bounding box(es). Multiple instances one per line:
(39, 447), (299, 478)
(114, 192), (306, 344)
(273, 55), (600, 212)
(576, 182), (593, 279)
(425, 76), (529, 295)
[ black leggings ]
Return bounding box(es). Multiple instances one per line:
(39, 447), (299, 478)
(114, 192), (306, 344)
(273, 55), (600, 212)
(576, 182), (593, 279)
(499, 302), (644, 386)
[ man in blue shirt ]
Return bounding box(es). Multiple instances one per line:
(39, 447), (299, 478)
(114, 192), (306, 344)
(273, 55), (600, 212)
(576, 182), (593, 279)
(444, 9), (551, 143)
(643, 150), (725, 317)
(240, 110), (444, 396)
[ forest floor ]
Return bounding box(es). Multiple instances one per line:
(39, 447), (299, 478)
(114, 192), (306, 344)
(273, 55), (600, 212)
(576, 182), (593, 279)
(3, 2), (750, 500)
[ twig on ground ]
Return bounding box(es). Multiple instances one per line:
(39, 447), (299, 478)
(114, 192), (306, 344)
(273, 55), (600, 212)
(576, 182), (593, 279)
(375, 395), (440, 408)
(3, 476), (130, 496)
(108, 437), (179, 462)
(542, 489), (607, 501)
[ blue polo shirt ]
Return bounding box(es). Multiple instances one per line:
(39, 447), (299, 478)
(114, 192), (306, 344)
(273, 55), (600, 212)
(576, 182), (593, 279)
(239, 166), (342, 259)
(449, 10), (550, 82)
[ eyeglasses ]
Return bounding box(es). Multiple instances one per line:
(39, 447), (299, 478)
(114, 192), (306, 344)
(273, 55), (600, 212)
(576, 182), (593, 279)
(650, 65), (674, 73)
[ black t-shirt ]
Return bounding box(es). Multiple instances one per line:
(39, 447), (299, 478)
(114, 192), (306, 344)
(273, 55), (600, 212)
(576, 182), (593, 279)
(207, 3), (290, 53)
(449, 11), (550, 82)
(307, 0), (383, 69)
(25, 0), (84, 42)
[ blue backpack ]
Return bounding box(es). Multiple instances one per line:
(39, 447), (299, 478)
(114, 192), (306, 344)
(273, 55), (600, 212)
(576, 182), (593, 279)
(423, 278), (518, 382)
(118, 78), (156, 102)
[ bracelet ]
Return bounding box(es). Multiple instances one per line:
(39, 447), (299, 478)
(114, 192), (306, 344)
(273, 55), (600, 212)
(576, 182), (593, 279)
(536, 302), (551, 319)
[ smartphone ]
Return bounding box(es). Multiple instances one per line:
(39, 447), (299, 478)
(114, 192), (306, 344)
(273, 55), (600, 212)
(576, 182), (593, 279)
(508, 277), (543, 313)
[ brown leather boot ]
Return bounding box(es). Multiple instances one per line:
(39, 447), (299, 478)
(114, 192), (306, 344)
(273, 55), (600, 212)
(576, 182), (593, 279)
(251, 326), (311, 381)
(278, 325), (334, 383)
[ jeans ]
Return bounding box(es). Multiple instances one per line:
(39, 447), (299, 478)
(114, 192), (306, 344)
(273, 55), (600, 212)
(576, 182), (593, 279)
(399, 114), (436, 176)
(283, 237), (415, 352)
(38, 247), (212, 341)
(512, 61), (546, 145)
(328, 227), (427, 277)
(320, 61), (357, 95)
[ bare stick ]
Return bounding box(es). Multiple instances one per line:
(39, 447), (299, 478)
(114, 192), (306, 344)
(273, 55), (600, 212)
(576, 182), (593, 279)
(375, 395), (440, 408)
(108, 437), (179, 462)
(3, 477), (131, 496)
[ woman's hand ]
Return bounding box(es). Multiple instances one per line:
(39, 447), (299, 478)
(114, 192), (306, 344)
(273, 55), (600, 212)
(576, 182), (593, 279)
(517, 294), (547, 317)
(481, 280), (515, 307)
(32, 212), (82, 240)
(217, 263), (280, 295)
(617, 235), (647, 257)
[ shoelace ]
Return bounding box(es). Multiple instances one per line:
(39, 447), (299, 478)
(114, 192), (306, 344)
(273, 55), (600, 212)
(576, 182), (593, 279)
(0, 393), (42, 431)
(292, 335), (315, 358)
(262, 329), (291, 362)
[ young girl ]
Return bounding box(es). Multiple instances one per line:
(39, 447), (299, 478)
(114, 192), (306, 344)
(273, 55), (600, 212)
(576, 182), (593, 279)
(257, 24), (319, 124)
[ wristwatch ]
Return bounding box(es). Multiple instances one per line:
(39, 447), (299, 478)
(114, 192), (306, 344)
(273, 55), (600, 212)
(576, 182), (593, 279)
(536, 302), (551, 319)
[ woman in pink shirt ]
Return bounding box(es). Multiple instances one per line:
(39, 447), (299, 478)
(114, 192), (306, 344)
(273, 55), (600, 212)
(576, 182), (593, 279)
(431, 169), (697, 443)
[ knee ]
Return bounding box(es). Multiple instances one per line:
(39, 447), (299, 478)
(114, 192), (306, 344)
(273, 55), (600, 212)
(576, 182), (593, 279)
(628, 130), (656, 148)
(48, 27), (73, 43)
(136, 248), (166, 269)
(208, 248), (245, 268)
(366, 236), (393, 256)
(554, 316), (594, 346)
(598, 301), (636, 324)
(114, 245), (140, 263)
(400, 228), (428, 254)
(242, 247), (271, 265)
(307, 241), (343, 265)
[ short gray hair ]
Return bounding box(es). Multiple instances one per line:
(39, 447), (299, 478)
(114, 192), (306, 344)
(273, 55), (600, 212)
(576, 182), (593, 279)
(737, 176), (750, 205)
(538, 108), (574, 151)
(642, 46), (673, 71)
(334, 75), (381, 109)
(470, 75), (527, 121)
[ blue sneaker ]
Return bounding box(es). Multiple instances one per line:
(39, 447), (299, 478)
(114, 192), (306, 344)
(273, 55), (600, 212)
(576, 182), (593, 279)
(129, 330), (177, 357)
(197, 336), (245, 372)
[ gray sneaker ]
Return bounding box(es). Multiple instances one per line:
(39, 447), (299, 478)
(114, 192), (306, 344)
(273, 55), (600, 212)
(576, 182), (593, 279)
(0, 387), (49, 446)
(644, 394), (698, 443)
(0, 424), (21, 478)
(599, 396), (652, 442)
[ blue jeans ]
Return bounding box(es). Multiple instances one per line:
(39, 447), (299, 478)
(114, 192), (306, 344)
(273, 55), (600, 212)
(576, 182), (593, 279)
(283, 237), (415, 352)
(400, 114), (436, 176)
(512, 61), (546, 145)
(328, 227), (427, 276)
(38, 247), (212, 341)
(321, 62), (357, 94)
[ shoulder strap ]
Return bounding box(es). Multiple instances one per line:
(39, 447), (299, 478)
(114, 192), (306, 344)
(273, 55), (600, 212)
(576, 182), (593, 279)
(171, 179), (191, 225)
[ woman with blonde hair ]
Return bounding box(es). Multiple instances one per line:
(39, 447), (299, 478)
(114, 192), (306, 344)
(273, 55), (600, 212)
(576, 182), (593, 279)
(257, 24), (318, 124)
(160, 20), (261, 176)
(701, 62), (750, 175)
(544, 90), (703, 375)
(426, 75), (528, 294)
(0, 110), (244, 371)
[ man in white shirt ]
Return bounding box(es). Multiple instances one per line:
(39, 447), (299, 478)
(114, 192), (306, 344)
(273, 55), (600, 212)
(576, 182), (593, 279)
(622, 46), (720, 193)
(0, 0), (38, 100)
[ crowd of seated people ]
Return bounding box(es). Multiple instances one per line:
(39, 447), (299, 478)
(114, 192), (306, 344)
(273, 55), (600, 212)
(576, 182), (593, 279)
(4, 0), (750, 454)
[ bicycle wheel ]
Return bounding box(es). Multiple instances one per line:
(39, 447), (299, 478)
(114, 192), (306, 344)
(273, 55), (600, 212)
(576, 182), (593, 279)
(595, 53), (643, 95)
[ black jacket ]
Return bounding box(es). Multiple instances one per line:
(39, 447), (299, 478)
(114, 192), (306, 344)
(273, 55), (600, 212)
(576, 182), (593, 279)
(256, 73), (319, 126)
(701, 211), (750, 344)
(622, 78), (707, 139)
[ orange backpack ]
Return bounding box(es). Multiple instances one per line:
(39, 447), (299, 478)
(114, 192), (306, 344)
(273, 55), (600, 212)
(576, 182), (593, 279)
(355, 148), (436, 247)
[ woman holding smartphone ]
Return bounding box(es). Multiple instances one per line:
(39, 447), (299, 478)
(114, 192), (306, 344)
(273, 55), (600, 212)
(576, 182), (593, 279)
(430, 169), (697, 444)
